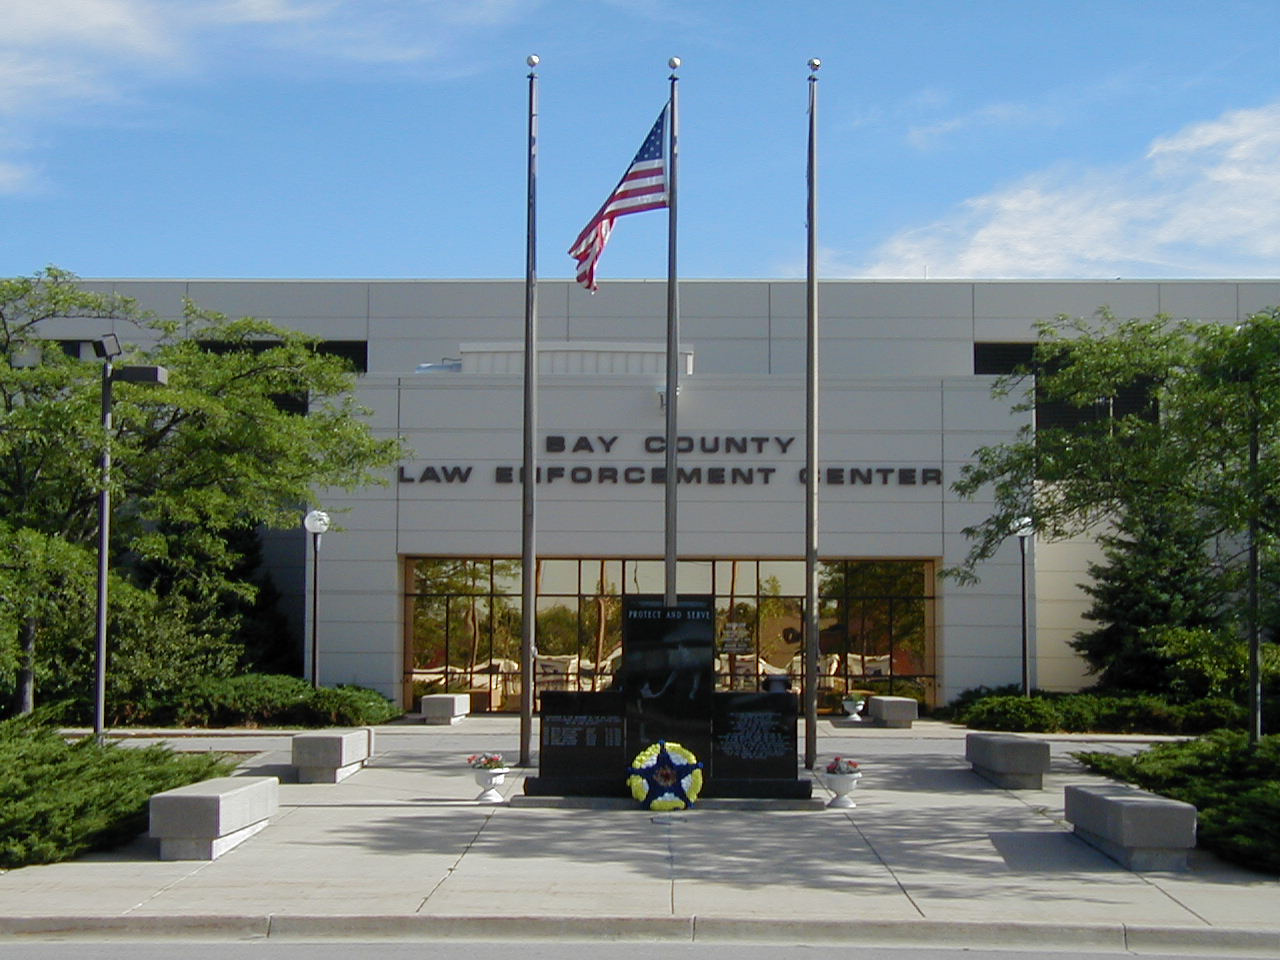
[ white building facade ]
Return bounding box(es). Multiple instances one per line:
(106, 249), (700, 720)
(75, 277), (1280, 710)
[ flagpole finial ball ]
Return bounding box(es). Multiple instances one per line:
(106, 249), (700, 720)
(527, 54), (539, 68)
(668, 57), (681, 70)
(808, 58), (821, 72)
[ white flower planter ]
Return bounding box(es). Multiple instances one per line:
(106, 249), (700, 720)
(473, 767), (510, 803)
(826, 771), (862, 808)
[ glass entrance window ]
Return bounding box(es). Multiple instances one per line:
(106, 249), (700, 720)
(403, 557), (936, 711)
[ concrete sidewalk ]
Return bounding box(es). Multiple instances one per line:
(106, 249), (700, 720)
(1, 718), (1277, 953)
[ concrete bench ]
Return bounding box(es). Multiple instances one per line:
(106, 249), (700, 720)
(965, 732), (1051, 789)
(866, 695), (918, 728)
(292, 728), (375, 783)
(1064, 783), (1197, 871)
(149, 776), (278, 861)
(419, 692), (470, 725)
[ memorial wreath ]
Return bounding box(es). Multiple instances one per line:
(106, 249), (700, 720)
(627, 740), (704, 810)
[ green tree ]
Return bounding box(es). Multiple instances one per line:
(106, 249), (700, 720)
(950, 309), (1280, 736)
(0, 524), (240, 722)
(1146, 625), (1280, 704)
(0, 527), (92, 715)
(1071, 502), (1227, 691)
(0, 267), (403, 718)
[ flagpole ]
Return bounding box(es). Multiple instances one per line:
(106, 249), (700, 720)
(663, 57), (681, 608)
(803, 58), (821, 770)
(519, 55), (539, 767)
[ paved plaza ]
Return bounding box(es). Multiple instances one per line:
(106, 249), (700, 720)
(0, 718), (1276, 954)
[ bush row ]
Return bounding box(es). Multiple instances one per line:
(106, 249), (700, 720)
(957, 692), (1264, 735)
(146, 673), (402, 728)
(1075, 731), (1280, 874)
(0, 715), (236, 868)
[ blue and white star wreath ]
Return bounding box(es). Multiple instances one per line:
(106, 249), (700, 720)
(627, 740), (704, 811)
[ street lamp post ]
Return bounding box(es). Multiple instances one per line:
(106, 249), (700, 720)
(92, 334), (168, 740)
(1015, 518), (1034, 698)
(303, 509), (331, 688)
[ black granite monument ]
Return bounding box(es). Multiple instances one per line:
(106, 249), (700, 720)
(525, 595), (811, 799)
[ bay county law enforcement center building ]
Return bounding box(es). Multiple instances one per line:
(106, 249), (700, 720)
(76, 277), (1280, 713)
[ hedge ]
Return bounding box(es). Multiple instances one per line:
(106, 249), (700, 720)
(1075, 731), (1280, 874)
(960, 693), (1254, 735)
(0, 715), (236, 868)
(163, 673), (402, 727)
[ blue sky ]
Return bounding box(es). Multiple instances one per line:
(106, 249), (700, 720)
(4, 0), (1280, 282)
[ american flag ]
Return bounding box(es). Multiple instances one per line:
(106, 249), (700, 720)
(569, 106), (669, 292)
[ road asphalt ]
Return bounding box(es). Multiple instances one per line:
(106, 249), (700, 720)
(0, 717), (1276, 954)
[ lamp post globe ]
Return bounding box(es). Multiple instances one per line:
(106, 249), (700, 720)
(303, 509), (330, 688)
(1015, 518), (1033, 697)
(303, 509), (330, 536)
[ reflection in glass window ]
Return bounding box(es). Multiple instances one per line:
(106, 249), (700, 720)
(625, 559), (665, 594)
(678, 560), (713, 593)
(758, 559), (805, 596)
(403, 557), (936, 711)
(537, 558), (579, 595)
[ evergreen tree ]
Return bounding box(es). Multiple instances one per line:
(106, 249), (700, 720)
(1071, 503), (1226, 692)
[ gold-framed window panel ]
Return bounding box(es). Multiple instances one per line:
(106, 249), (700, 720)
(402, 558), (936, 711)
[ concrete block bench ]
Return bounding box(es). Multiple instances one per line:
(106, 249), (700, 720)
(965, 732), (1051, 789)
(149, 776), (278, 861)
(866, 695), (918, 728)
(1064, 783), (1197, 871)
(292, 728), (375, 783)
(419, 692), (470, 725)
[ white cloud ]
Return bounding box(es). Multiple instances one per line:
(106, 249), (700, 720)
(0, 53), (116, 116)
(0, 0), (534, 96)
(4, 0), (174, 56)
(199, 0), (328, 24)
(0, 158), (40, 193)
(906, 101), (1051, 150)
(0, 0), (535, 193)
(0, 2), (184, 116)
(435, 0), (529, 28)
(192, 0), (534, 66)
(855, 100), (1280, 278)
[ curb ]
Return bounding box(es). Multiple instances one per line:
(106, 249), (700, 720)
(1125, 924), (1280, 956)
(0, 916), (272, 939)
(1, 915), (1277, 953)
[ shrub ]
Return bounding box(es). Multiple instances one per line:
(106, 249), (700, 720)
(963, 695), (1061, 732)
(167, 673), (401, 727)
(1075, 731), (1280, 873)
(307, 684), (403, 726)
(1052, 694), (1101, 732)
(1201, 782), (1280, 873)
(960, 691), (1253, 735)
(934, 684), (1023, 722)
(1177, 697), (1249, 734)
(1088, 695), (1178, 733)
(168, 673), (308, 726)
(0, 714), (236, 868)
